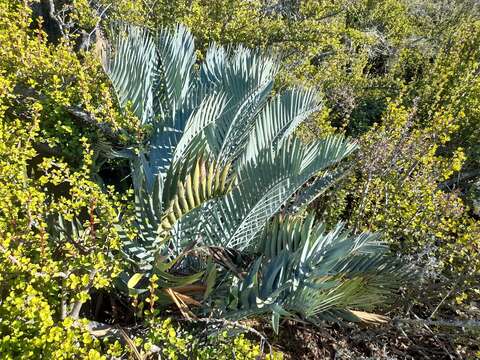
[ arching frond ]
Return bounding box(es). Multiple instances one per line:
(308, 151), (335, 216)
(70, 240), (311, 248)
(241, 88), (321, 167)
(202, 47), (279, 165)
(103, 24), (157, 124)
(156, 24), (196, 117)
(226, 216), (408, 332)
(181, 136), (356, 250)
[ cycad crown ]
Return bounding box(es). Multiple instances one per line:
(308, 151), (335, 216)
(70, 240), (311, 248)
(104, 23), (406, 331)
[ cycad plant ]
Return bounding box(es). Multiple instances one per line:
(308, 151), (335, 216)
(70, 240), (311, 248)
(103, 24), (406, 331)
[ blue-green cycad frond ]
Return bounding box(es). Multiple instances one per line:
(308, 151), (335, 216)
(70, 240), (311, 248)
(201, 46), (280, 166)
(156, 24), (196, 117)
(103, 23), (158, 124)
(226, 215), (407, 332)
(180, 135), (356, 250)
(241, 88), (321, 166)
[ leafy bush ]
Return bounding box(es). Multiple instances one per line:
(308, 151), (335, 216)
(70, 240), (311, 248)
(104, 317), (283, 359)
(315, 17), (480, 301)
(0, 2), (128, 357)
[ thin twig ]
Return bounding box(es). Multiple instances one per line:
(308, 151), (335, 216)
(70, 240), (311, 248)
(394, 317), (480, 330)
(70, 268), (98, 319)
(0, 244), (67, 279)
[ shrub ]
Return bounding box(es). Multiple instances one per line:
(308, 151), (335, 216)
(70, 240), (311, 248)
(0, 2), (126, 357)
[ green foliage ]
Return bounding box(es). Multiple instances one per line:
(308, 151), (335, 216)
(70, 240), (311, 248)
(315, 16), (480, 300)
(0, 1), (127, 357)
(349, 102), (472, 259)
(116, 318), (283, 360)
